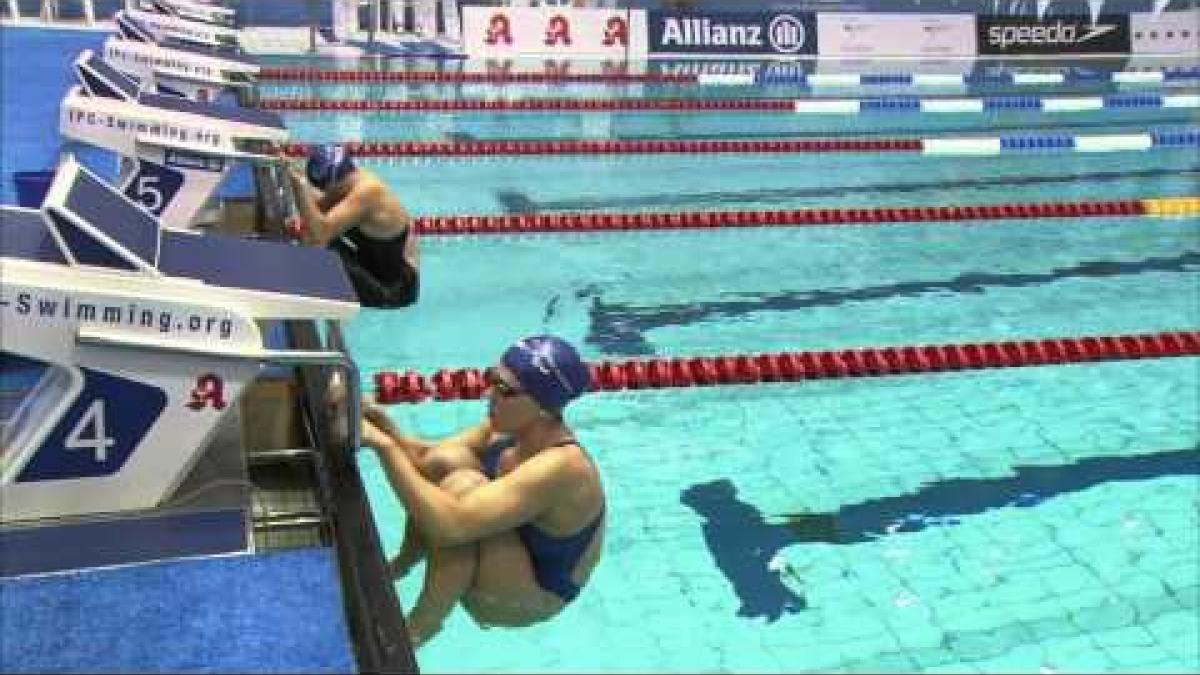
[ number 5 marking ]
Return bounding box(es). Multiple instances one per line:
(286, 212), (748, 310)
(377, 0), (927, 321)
(65, 399), (116, 463)
(136, 174), (164, 213)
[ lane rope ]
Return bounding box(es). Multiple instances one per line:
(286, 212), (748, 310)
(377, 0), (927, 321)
(258, 66), (1200, 87)
(281, 129), (1200, 158)
(371, 330), (1200, 404)
(259, 93), (1200, 114)
(396, 198), (1199, 236)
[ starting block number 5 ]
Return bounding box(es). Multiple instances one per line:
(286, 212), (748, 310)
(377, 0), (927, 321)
(134, 175), (164, 214)
(123, 160), (184, 217)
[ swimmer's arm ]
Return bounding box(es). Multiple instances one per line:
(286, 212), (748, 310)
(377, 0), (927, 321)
(286, 169), (373, 247)
(362, 404), (432, 462)
(278, 154), (329, 210)
(440, 420), (494, 457)
(363, 410), (489, 463)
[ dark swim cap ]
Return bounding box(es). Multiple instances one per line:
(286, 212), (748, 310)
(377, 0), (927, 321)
(501, 335), (591, 413)
(306, 144), (356, 190)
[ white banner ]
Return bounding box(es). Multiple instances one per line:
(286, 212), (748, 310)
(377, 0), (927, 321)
(1130, 9), (1199, 56)
(463, 7), (648, 59)
(817, 14), (976, 58)
(332, 0), (357, 41)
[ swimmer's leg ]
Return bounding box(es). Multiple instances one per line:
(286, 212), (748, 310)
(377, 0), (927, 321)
(389, 432), (484, 579)
(404, 469), (488, 648)
(389, 518), (426, 580)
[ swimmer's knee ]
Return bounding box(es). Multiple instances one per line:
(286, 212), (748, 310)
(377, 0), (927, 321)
(439, 468), (489, 497)
(421, 444), (482, 482)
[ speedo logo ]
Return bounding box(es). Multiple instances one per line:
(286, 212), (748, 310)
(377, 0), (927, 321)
(660, 14), (807, 52)
(987, 21), (1117, 49)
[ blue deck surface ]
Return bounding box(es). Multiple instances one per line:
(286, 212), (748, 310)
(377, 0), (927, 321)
(0, 548), (357, 673)
(0, 25), (255, 207)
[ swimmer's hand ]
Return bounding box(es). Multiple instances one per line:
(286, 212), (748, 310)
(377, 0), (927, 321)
(271, 144), (306, 178)
(360, 416), (393, 451)
(362, 402), (405, 441)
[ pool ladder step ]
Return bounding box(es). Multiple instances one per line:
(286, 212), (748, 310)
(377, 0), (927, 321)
(246, 446), (317, 465)
(247, 453), (330, 551)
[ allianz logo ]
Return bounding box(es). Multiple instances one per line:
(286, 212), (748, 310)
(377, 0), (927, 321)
(987, 20), (1118, 48)
(660, 14), (807, 52)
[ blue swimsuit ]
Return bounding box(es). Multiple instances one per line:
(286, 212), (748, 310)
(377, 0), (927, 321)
(481, 436), (604, 603)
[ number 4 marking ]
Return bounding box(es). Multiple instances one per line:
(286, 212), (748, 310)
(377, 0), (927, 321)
(65, 400), (116, 463)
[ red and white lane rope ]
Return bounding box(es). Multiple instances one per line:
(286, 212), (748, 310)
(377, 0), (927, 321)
(258, 66), (1200, 88)
(372, 331), (1200, 404)
(396, 198), (1198, 237)
(258, 93), (1199, 114)
(280, 129), (1199, 158)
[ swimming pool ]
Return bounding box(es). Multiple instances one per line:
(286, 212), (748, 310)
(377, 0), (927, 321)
(274, 59), (1199, 673)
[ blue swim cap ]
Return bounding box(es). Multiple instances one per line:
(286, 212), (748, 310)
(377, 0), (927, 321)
(501, 335), (591, 413)
(306, 144), (356, 190)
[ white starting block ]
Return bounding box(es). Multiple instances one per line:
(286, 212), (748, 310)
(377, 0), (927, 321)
(121, 7), (241, 52)
(136, 0), (237, 29)
(103, 27), (259, 103)
(61, 50), (287, 229)
(0, 156), (358, 525)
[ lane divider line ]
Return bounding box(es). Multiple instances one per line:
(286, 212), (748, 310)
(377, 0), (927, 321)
(259, 94), (1200, 114)
(371, 330), (1200, 404)
(391, 198), (1199, 237)
(259, 66), (1200, 88)
(283, 129), (1200, 158)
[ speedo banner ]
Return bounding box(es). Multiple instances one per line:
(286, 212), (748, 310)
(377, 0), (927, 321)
(977, 15), (1131, 55)
(648, 12), (818, 56)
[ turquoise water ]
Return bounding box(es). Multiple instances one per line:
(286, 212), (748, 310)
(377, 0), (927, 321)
(291, 63), (1200, 672)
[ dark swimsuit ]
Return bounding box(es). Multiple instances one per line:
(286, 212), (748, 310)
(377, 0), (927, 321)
(481, 436), (604, 603)
(330, 228), (419, 308)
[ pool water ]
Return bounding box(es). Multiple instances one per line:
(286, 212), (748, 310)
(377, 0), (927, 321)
(284, 59), (1200, 673)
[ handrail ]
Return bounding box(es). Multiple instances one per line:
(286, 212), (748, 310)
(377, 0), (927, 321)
(247, 152), (417, 673)
(291, 318), (419, 674)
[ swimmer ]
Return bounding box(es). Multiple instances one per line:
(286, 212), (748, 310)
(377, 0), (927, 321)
(281, 143), (420, 308)
(359, 336), (604, 648)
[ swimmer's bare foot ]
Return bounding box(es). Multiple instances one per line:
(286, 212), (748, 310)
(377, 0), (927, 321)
(388, 529), (425, 580)
(388, 550), (419, 580)
(405, 616), (440, 650)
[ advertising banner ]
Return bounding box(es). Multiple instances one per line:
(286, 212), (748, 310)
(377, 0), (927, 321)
(1131, 9), (1199, 56)
(817, 14), (976, 57)
(462, 7), (647, 59)
(976, 15), (1131, 55)
(647, 11), (818, 57)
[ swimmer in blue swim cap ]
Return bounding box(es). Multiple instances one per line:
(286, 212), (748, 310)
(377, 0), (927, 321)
(359, 336), (605, 649)
(305, 143), (356, 191)
(279, 143), (421, 308)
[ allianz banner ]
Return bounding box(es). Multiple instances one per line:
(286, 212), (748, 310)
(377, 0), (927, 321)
(648, 11), (818, 56)
(977, 15), (1131, 55)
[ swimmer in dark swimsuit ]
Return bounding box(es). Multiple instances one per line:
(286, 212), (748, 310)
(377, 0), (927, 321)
(281, 143), (420, 308)
(359, 336), (604, 649)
